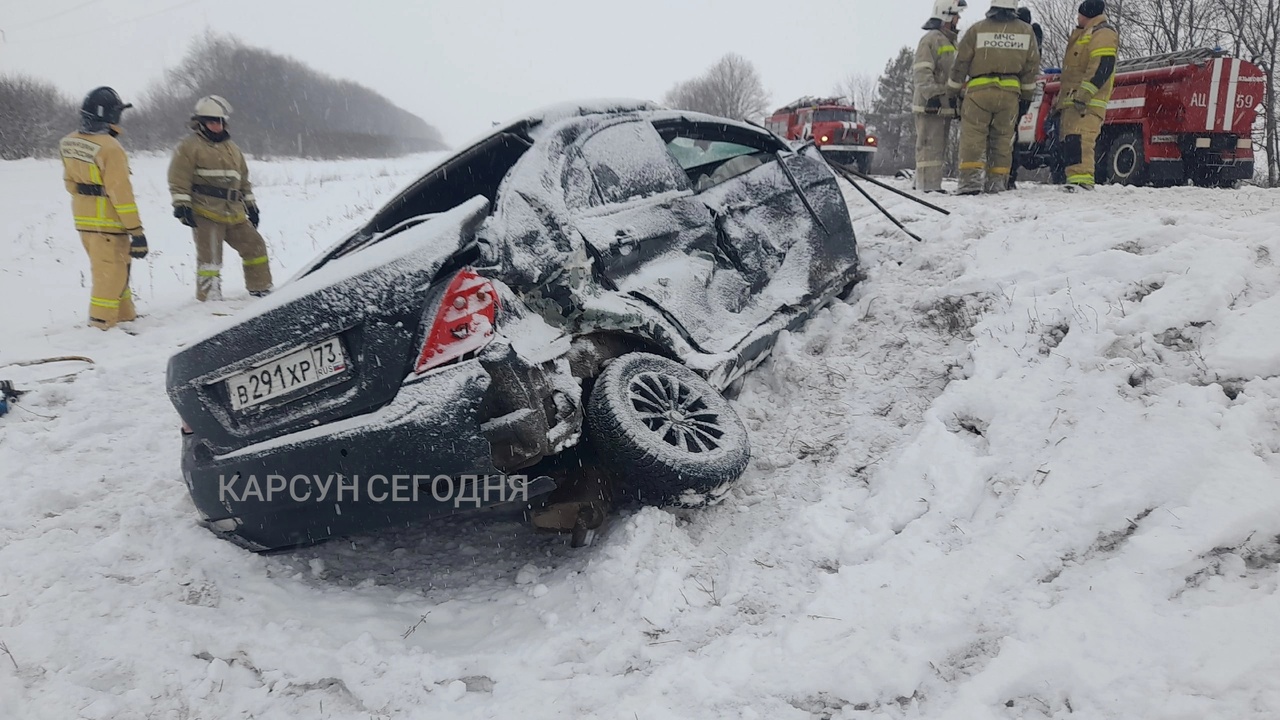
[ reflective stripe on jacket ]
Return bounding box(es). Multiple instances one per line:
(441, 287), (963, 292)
(59, 131), (143, 235)
(913, 27), (960, 115)
(168, 130), (256, 224)
(948, 15), (1042, 100)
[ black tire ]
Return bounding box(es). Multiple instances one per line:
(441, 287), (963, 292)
(586, 353), (750, 504)
(856, 153), (873, 175)
(1103, 131), (1147, 185)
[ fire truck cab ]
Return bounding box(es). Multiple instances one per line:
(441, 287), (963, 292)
(1015, 48), (1261, 188)
(765, 96), (877, 173)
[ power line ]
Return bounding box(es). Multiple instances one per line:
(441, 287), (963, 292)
(8, 0), (201, 46)
(121, 0), (201, 25)
(7, 0), (101, 32)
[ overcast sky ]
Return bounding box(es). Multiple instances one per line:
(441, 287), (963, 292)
(1, 0), (1004, 147)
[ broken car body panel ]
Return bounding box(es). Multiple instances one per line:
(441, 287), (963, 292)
(166, 101), (860, 551)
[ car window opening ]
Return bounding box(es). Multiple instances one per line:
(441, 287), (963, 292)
(330, 131), (534, 260)
(654, 122), (784, 191)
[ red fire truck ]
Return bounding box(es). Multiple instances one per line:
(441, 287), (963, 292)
(765, 96), (878, 173)
(1015, 48), (1262, 187)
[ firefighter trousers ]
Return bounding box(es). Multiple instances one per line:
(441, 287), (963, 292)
(914, 114), (952, 192)
(192, 217), (273, 301)
(958, 87), (1019, 194)
(80, 231), (136, 329)
(1059, 109), (1104, 186)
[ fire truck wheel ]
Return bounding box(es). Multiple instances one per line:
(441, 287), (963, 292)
(856, 154), (872, 174)
(1104, 131), (1147, 186)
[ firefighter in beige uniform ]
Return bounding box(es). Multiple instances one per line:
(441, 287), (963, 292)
(168, 95), (273, 301)
(946, 0), (1040, 195)
(1055, 0), (1119, 190)
(912, 0), (967, 193)
(59, 87), (148, 330)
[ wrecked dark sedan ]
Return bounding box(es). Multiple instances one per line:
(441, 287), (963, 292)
(166, 100), (861, 551)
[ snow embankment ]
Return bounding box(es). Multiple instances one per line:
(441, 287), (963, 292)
(1, 152), (1279, 719)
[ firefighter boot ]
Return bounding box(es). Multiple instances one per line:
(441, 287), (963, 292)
(197, 267), (223, 301)
(80, 232), (135, 329)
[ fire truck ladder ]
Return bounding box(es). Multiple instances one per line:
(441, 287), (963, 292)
(1114, 47), (1226, 74)
(776, 95), (854, 112)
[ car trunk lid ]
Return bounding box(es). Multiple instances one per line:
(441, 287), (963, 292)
(167, 197), (490, 455)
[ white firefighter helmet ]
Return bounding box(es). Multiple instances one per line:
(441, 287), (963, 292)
(931, 0), (967, 20)
(989, 0), (1019, 9)
(193, 95), (232, 120)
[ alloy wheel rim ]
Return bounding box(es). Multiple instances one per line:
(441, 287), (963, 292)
(627, 372), (726, 453)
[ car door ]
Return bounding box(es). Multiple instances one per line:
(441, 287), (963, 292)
(567, 119), (740, 349)
(655, 122), (859, 353)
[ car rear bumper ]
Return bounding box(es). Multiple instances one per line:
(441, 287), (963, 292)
(182, 361), (531, 551)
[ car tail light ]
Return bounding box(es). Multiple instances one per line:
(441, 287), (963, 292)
(415, 269), (500, 374)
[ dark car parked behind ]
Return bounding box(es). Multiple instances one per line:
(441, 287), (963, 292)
(167, 100), (860, 551)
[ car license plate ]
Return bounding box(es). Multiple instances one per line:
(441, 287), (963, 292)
(227, 338), (348, 411)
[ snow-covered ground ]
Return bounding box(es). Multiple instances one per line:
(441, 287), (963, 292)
(2, 150), (1280, 720)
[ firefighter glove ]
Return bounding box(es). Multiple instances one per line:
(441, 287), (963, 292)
(925, 95), (943, 114)
(174, 205), (196, 228)
(129, 234), (149, 259)
(1064, 88), (1089, 114)
(246, 203), (260, 229)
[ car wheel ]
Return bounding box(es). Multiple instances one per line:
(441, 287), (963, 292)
(1104, 131), (1146, 185)
(586, 353), (750, 504)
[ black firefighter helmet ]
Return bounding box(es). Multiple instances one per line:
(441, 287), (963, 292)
(81, 86), (132, 125)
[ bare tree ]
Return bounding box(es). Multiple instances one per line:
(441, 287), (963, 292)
(1112, 0), (1225, 53)
(1030, 0), (1224, 62)
(834, 72), (878, 115)
(1027, 0), (1086, 66)
(663, 53), (771, 121)
(0, 74), (76, 160)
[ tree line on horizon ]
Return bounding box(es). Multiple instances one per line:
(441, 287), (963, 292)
(0, 33), (446, 162)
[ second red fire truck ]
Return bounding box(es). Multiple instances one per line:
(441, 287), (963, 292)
(765, 96), (878, 173)
(1015, 47), (1262, 188)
